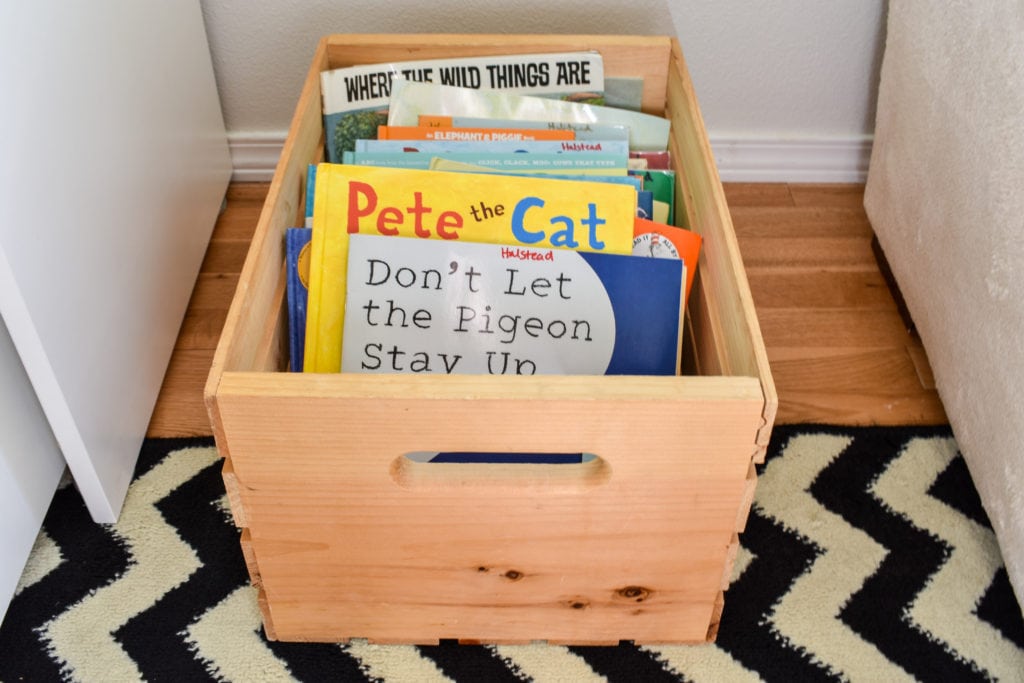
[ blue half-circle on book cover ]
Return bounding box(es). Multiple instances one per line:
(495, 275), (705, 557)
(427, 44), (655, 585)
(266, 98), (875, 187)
(341, 234), (684, 376)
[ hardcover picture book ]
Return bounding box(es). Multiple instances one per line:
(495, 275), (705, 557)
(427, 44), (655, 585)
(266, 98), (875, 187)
(344, 151), (631, 175)
(387, 77), (672, 151)
(285, 227), (313, 372)
(353, 137), (630, 159)
(376, 124), (576, 142)
(632, 217), (702, 304)
(321, 51), (605, 162)
(417, 114), (631, 142)
(304, 164), (638, 373)
(341, 234), (685, 376)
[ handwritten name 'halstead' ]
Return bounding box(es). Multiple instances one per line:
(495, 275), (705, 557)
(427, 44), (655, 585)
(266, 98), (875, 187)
(501, 247), (556, 261)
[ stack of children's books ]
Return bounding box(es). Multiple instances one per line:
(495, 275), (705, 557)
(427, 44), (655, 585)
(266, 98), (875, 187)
(286, 49), (701, 378)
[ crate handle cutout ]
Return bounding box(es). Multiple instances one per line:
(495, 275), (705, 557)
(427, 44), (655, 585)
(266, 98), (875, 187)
(391, 451), (610, 490)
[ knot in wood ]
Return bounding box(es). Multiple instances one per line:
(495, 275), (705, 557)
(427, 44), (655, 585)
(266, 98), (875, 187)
(616, 585), (651, 602)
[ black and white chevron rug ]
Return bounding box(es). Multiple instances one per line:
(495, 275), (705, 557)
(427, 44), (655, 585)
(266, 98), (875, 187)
(3, 425), (1023, 682)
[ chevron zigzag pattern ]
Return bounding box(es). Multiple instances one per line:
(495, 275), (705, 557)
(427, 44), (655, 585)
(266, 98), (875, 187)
(2, 426), (1023, 681)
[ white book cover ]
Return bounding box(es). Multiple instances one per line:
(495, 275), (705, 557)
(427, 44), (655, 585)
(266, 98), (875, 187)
(342, 234), (684, 376)
(321, 52), (605, 162)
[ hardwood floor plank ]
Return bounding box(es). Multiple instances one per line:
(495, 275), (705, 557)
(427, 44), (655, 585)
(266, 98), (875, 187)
(775, 390), (947, 425)
(722, 182), (794, 207)
(185, 273), (239, 310)
(210, 205), (262, 241)
(226, 182), (272, 202)
(788, 183), (867, 209)
(757, 308), (912, 348)
(200, 239), (251, 274)
(148, 349), (217, 437)
(768, 346), (935, 394)
(175, 308), (228, 350)
(730, 206), (872, 238)
(746, 270), (895, 310)
(737, 236), (878, 269)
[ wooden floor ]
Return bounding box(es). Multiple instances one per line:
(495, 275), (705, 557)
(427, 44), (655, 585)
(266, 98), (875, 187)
(147, 182), (948, 438)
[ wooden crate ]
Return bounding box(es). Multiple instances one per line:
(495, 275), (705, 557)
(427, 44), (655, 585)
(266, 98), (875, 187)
(205, 33), (777, 645)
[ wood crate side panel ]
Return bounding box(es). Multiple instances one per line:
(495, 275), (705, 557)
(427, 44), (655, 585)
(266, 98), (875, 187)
(206, 39), (328, 389)
(214, 375), (762, 643)
(205, 40), (329, 451)
(734, 460), (758, 533)
(218, 379), (765, 488)
(664, 40), (777, 449)
(221, 458), (248, 528)
(238, 528), (261, 588)
(705, 590), (726, 641)
(256, 586), (278, 641)
(687, 270), (725, 378)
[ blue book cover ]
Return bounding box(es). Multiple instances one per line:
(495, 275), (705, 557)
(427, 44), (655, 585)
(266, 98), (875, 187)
(630, 168), (676, 224)
(636, 190), (654, 220)
(428, 452), (585, 464)
(286, 227), (312, 372)
(341, 234), (684, 376)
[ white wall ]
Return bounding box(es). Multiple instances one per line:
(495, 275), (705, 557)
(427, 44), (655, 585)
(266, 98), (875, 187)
(200, 0), (886, 182)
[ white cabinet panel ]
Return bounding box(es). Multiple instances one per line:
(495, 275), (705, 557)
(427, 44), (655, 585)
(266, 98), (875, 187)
(0, 314), (66, 623)
(0, 1), (231, 523)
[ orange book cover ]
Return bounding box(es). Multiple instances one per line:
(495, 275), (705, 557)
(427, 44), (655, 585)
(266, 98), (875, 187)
(377, 124), (575, 142)
(632, 217), (702, 305)
(304, 163), (637, 372)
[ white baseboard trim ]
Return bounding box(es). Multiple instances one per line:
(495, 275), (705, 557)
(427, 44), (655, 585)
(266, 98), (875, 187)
(228, 132), (873, 184)
(227, 133), (286, 183)
(710, 136), (872, 183)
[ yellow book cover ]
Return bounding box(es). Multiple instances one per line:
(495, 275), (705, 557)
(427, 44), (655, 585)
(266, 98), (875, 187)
(304, 163), (637, 373)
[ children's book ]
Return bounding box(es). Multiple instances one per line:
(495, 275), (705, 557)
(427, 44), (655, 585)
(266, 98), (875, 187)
(342, 234), (685, 376)
(632, 217), (702, 305)
(377, 125), (575, 142)
(305, 165), (317, 228)
(344, 151), (631, 175)
(603, 76), (645, 111)
(418, 114), (630, 142)
(305, 164), (638, 373)
(426, 161), (653, 218)
(630, 150), (673, 170)
(388, 77), (671, 151)
(353, 137), (630, 158)
(629, 169), (676, 224)
(286, 227), (313, 372)
(321, 52), (605, 162)
(636, 191), (655, 221)
(425, 166), (643, 190)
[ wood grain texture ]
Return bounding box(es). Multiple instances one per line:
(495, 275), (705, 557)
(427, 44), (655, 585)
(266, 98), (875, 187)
(215, 372), (764, 644)
(731, 184), (946, 425)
